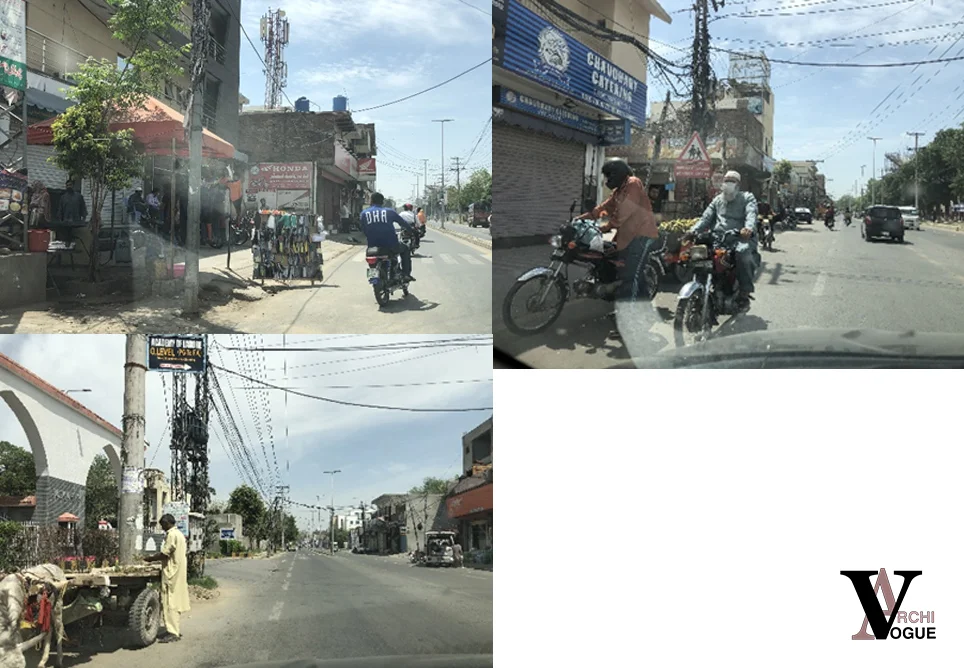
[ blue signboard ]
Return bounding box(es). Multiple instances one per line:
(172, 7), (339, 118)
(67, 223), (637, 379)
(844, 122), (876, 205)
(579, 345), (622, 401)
(500, 0), (646, 127)
(497, 87), (632, 146)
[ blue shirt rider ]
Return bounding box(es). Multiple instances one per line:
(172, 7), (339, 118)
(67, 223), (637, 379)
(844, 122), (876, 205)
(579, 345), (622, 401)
(686, 169), (760, 308)
(359, 192), (417, 282)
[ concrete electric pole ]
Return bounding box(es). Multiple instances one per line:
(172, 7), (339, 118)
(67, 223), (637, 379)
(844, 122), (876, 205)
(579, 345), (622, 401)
(451, 156), (463, 222)
(907, 131), (925, 210)
(276, 484), (289, 550)
(868, 137), (882, 205)
(324, 470), (341, 553)
(433, 119), (453, 228)
(119, 335), (147, 565)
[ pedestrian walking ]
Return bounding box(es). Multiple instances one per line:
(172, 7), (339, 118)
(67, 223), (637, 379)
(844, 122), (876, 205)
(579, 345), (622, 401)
(143, 514), (191, 642)
(452, 541), (463, 568)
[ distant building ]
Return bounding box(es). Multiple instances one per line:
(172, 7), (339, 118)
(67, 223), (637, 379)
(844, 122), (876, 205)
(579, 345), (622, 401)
(0, 495), (37, 523)
(448, 417), (493, 554)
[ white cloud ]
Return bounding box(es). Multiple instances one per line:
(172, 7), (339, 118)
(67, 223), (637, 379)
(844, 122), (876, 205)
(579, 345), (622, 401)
(296, 57), (433, 90)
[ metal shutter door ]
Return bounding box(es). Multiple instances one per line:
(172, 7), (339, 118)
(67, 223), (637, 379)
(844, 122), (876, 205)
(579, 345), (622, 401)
(492, 123), (584, 243)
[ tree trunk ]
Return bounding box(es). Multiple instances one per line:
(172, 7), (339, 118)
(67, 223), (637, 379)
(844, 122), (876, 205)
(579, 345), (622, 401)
(88, 181), (108, 283)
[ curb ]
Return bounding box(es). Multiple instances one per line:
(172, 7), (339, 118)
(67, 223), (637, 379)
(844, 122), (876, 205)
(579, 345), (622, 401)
(428, 222), (492, 250)
(922, 222), (964, 234)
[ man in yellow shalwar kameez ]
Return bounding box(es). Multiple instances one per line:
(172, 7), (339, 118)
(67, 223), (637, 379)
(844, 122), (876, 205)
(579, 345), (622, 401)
(144, 513), (191, 642)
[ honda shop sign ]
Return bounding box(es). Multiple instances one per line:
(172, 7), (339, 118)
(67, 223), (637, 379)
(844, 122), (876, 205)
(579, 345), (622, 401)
(357, 158), (376, 182)
(497, 0), (646, 128)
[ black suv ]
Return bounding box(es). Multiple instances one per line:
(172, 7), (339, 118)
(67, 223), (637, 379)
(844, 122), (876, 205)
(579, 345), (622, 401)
(861, 205), (904, 243)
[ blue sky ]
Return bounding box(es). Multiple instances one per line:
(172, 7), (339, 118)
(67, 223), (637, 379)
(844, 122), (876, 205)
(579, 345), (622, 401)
(648, 0), (964, 199)
(0, 335), (492, 533)
(237, 0), (493, 204)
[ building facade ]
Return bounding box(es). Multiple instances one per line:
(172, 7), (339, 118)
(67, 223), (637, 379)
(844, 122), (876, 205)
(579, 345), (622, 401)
(492, 0), (671, 247)
(238, 104), (376, 227)
(447, 417), (493, 556)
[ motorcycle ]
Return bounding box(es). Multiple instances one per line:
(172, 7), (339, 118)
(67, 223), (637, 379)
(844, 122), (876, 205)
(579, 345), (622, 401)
(757, 215), (775, 252)
(502, 201), (663, 336)
(673, 229), (751, 348)
(825, 211), (835, 231)
(401, 225), (419, 252)
(779, 210), (797, 231)
(844, 212), (852, 227)
(366, 245), (410, 307)
(229, 215), (252, 246)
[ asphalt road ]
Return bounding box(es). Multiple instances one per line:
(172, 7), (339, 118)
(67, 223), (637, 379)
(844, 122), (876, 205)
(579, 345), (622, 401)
(229, 230), (492, 334)
(51, 550), (492, 668)
(493, 218), (964, 368)
(440, 221), (491, 241)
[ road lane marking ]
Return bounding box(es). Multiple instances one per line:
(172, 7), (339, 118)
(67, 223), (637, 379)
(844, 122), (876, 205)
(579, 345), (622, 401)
(811, 272), (827, 297)
(420, 257), (435, 265)
(439, 253), (458, 264)
(461, 254), (483, 265)
(269, 600), (284, 621)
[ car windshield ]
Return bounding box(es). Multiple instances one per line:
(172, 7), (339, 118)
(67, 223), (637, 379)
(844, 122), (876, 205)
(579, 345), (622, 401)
(493, 1), (964, 369)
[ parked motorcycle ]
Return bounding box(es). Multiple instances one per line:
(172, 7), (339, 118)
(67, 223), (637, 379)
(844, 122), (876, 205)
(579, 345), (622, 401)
(502, 201), (663, 336)
(230, 215), (252, 246)
(673, 229), (750, 348)
(366, 246), (410, 307)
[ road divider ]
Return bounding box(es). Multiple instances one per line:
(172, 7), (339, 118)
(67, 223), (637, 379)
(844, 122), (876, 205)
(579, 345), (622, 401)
(428, 220), (492, 250)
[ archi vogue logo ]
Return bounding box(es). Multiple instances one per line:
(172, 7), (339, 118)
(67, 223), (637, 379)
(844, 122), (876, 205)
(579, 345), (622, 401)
(841, 569), (935, 640)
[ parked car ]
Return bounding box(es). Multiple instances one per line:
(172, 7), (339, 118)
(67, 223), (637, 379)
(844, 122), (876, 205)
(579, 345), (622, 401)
(898, 206), (920, 230)
(794, 207), (813, 223)
(862, 205), (905, 243)
(424, 531), (457, 567)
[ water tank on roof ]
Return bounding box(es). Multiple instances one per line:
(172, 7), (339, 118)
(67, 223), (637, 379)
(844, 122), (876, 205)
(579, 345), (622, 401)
(333, 95), (348, 112)
(295, 96), (310, 112)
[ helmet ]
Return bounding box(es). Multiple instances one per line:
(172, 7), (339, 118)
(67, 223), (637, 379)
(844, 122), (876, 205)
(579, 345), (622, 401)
(403, 203), (414, 211)
(601, 158), (633, 191)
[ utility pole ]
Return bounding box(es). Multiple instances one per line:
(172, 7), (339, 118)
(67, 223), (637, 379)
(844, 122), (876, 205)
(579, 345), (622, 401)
(451, 157), (463, 223)
(324, 470), (341, 553)
(276, 484), (289, 550)
(433, 119), (453, 228)
(867, 137), (881, 205)
(185, 0), (211, 316)
(119, 335), (147, 565)
(422, 159), (429, 202)
(907, 131), (925, 210)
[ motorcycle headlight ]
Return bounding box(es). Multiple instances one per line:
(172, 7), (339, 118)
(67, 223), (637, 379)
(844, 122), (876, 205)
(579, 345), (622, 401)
(550, 235), (562, 248)
(689, 245), (709, 261)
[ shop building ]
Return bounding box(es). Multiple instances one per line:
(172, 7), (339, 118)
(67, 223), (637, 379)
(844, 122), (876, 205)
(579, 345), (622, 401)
(447, 417), (494, 554)
(238, 102), (376, 227)
(492, 0), (670, 247)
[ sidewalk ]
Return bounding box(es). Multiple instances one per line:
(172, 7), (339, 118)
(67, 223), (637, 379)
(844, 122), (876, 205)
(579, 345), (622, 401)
(922, 220), (964, 234)
(428, 218), (492, 250)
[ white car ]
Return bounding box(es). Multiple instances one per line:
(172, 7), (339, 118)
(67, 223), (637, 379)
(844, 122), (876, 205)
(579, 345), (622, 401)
(898, 206), (920, 230)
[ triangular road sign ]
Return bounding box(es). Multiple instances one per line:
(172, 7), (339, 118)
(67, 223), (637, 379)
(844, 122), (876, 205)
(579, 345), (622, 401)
(678, 131), (710, 162)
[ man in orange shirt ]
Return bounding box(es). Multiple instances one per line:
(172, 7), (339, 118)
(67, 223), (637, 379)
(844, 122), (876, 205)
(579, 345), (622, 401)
(219, 176), (243, 219)
(578, 158), (659, 302)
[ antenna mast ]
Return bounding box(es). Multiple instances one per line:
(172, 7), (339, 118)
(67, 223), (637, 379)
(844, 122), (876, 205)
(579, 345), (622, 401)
(260, 8), (290, 109)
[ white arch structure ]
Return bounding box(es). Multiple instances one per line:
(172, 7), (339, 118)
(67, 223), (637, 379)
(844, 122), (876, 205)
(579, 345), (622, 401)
(0, 353), (122, 525)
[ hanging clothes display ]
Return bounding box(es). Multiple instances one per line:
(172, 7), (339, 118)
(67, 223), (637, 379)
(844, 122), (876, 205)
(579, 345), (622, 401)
(252, 210), (325, 285)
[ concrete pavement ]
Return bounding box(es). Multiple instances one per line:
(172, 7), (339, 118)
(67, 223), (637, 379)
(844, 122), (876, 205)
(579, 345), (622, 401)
(493, 218), (964, 368)
(47, 550), (492, 667)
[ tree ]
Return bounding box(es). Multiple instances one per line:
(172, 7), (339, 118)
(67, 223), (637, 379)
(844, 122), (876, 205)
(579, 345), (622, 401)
(773, 160), (793, 187)
(50, 0), (188, 282)
(226, 485), (266, 539)
(0, 441), (37, 497)
(85, 454), (118, 530)
(461, 169), (492, 208)
(409, 477), (454, 495)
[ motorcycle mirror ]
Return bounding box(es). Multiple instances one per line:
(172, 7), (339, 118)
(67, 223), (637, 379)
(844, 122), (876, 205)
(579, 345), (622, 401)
(569, 201), (576, 216)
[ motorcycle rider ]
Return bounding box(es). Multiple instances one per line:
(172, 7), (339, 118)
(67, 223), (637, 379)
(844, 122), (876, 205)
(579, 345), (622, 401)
(825, 201), (836, 228)
(685, 170), (759, 309)
(576, 158), (658, 303)
(399, 203), (419, 249)
(360, 192), (417, 282)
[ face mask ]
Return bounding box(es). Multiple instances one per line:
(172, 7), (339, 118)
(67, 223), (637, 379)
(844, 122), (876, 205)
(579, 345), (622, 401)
(722, 182), (738, 198)
(605, 175), (623, 191)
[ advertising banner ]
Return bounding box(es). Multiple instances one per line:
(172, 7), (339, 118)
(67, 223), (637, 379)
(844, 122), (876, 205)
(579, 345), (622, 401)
(147, 335), (206, 372)
(357, 158), (376, 181)
(0, 1), (26, 91)
(247, 162), (313, 213)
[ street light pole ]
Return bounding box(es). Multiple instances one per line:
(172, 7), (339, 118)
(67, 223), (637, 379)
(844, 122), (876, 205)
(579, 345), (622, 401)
(868, 137), (882, 205)
(433, 119), (453, 229)
(323, 470), (341, 553)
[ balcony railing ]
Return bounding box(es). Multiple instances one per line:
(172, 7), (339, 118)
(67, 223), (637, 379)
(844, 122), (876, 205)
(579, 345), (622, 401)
(26, 28), (89, 82)
(206, 35), (226, 66)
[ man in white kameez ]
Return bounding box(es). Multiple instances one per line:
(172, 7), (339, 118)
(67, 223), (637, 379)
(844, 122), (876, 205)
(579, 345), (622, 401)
(144, 513), (191, 642)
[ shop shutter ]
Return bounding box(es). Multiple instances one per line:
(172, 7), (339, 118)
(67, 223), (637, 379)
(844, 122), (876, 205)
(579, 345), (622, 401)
(492, 123), (585, 244)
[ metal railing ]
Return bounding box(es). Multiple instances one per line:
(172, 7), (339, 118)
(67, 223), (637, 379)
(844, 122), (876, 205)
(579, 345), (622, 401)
(26, 28), (90, 82)
(206, 35), (226, 65)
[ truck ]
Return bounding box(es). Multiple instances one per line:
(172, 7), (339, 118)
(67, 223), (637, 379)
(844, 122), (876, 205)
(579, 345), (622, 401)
(468, 202), (490, 228)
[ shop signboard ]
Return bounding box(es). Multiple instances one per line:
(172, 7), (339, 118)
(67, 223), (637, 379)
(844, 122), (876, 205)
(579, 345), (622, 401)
(447, 482), (493, 519)
(599, 119), (631, 146)
(492, 0), (506, 67)
(357, 157), (376, 181)
(147, 335), (206, 372)
(247, 162), (313, 213)
(334, 142), (358, 179)
(220, 528), (235, 540)
(0, 1), (26, 91)
(163, 501), (190, 538)
(496, 87), (632, 146)
(762, 156), (775, 173)
(500, 0), (646, 127)
(0, 169), (26, 215)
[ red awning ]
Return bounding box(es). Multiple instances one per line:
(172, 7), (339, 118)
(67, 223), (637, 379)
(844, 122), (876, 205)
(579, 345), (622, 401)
(58, 512), (80, 523)
(27, 96), (234, 159)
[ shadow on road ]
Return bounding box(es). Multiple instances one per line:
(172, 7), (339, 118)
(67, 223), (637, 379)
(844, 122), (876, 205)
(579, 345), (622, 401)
(380, 293), (440, 313)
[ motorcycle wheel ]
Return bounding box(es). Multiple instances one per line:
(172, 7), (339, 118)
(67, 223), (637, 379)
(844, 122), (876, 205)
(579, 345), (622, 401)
(374, 284), (390, 307)
(641, 257), (661, 302)
(502, 273), (567, 336)
(673, 285), (709, 348)
(208, 235), (224, 249)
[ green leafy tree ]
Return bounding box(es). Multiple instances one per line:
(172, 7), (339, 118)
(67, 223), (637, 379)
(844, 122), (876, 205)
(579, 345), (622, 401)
(461, 169), (492, 208)
(0, 441), (37, 497)
(226, 485), (267, 539)
(773, 159), (793, 186)
(50, 0), (188, 282)
(409, 476), (455, 495)
(85, 454), (118, 530)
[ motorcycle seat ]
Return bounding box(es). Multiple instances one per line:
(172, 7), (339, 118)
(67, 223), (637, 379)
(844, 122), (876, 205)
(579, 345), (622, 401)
(366, 247), (391, 257)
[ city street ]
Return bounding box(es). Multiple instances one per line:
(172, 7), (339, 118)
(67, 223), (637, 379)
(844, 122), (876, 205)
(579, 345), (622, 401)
(493, 220), (964, 368)
(1, 228), (491, 334)
(43, 550), (492, 668)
